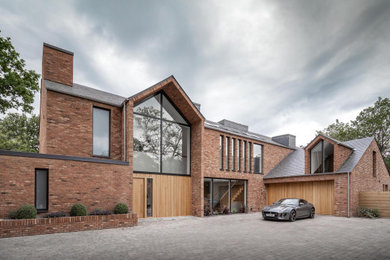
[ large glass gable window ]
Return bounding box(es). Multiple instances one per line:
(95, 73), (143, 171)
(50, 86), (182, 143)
(133, 93), (190, 175)
(310, 140), (334, 173)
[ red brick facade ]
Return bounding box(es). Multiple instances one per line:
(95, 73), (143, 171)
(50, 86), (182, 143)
(1, 43), (389, 229)
(0, 213), (137, 238)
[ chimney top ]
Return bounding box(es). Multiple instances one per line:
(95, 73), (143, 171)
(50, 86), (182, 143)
(42, 43), (73, 86)
(43, 43), (74, 56)
(272, 134), (296, 148)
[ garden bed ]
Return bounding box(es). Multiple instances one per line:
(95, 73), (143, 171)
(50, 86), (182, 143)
(0, 213), (137, 238)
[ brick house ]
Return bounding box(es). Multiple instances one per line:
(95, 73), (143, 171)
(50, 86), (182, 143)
(0, 43), (389, 219)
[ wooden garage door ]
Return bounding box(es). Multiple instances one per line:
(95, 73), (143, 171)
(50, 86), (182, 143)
(267, 181), (334, 215)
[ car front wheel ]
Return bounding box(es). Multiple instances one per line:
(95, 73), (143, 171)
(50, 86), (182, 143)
(310, 208), (315, 219)
(289, 210), (296, 222)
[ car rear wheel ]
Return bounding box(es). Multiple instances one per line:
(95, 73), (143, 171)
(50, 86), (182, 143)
(289, 210), (296, 222)
(310, 208), (315, 219)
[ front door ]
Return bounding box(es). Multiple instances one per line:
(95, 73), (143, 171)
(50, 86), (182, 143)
(133, 178), (145, 218)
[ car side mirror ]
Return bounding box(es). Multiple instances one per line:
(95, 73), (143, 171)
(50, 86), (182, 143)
(299, 202), (304, 206)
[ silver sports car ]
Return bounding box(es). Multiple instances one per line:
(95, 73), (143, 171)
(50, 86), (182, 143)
(262, 198), (315, 221)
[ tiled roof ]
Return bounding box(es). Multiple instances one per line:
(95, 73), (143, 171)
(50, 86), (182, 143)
(264, 136), (375, 179)
(204, 120), (294, 149)
(44, 80), (126, 107)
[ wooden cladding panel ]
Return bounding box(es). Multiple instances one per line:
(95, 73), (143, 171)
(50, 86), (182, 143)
(267, 181), (334, 215)
(133, 178), (145, 218)
(359, 192), (390, 217)
(133, 174), (191, 218)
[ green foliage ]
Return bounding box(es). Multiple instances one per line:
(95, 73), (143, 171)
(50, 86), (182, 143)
(70, 204), (87, 216)
(9, 210), (17, 219)
(0, 113), (39, 152)
(114, 203), (128, 214)
(16, 204), (37, 219)
(358, 207), (380, 219)
(318, 97), (390, 171)
(0, 31), (40, 114)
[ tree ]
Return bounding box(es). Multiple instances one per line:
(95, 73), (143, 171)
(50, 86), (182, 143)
(318, 97), (390, 170)
(0, 113), (39, 152)
(0, 31), (40, 114)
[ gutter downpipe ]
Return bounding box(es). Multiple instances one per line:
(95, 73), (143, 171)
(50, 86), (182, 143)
(122, 99), (128, 161)
(347, 171), (350, 218)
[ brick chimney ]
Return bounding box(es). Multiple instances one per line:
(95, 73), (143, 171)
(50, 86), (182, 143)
(42, 43), (73, 86)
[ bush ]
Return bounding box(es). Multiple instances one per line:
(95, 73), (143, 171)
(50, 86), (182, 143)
(89, 209), (111, 216)
(16, 204), (37, 219)
(43, 212), (66, 218)
(9, 210), (17, 219)
(70, 204), (87, 216)
(358, 207), (380, 219)
(114, 203), (128, 214)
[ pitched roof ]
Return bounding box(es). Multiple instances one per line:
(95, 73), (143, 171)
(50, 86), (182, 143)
(45, 80), (126, 107)
(204, 120), (294, 149)
(264, 136), (375, 179)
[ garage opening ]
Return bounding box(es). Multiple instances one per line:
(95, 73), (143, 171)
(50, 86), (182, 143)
(267, 181), (334, 215)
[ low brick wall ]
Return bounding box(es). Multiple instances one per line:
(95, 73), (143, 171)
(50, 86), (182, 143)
(0, 213), (137, 238)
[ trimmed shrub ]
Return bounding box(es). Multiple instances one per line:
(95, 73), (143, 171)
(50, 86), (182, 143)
(16, 204), (37, 219)
(89, 209), (111, 216)
(358, 207), (380, 219)
(70, 204), (87, 216)
(114, 203), (128, 214)
(9, 210), (17, 219)
(43, 212), (67, 218)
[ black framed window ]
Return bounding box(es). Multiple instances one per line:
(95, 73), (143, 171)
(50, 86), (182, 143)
(232, 138), (236, 171)
(248, 142), (252, 173)
(147, 178), (153, 217)
(35, 169), (48, 212)
(133, 92), (190, 175)
(93, 107), (110, 157)
(310, 140), (334, 174)
(253, 144), (263, 174)
(373, 151), (377, 177)
(238, 140), (241, 172)
(243, 141), (247, 172)
(220, 135), (224, 170)
(225, 136), (229, 170)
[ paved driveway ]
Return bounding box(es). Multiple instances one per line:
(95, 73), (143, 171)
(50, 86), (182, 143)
(1, 213), (389, 259)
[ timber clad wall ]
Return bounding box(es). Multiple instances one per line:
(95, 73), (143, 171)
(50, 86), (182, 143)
(203, 128), (293, 212)
(359, 192), (390, 217)
(0, 155), (131, 218)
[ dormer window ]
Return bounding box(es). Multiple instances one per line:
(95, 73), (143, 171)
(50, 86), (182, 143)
(310, 140), (334, 173)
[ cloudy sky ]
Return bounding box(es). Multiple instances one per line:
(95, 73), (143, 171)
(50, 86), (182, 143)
(1, 0), (390, 145)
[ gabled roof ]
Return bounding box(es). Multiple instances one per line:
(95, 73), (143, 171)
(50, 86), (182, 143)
(45, 80), (126, 107)
(264, 136), (375, 179)
(205, 120), (294, 149)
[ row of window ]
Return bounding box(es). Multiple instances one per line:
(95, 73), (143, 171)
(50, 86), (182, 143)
(219, 135), (263, 174)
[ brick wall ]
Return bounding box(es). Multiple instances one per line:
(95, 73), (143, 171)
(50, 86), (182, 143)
(203, 128), (293, 212)
(0, 213), (137, 238)
(43, 90), (123, 160)
(350, 140), (390, 216)
(0, 155), (131, 218)
(42, 43), (73, 86)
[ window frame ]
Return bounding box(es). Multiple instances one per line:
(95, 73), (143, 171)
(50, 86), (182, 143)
(373, 151), (377, 177)
(133, 91), (191, 176)
(35, 168), (49, 213)
(310, 140), (334, 174)
(220, 135), (224, 171)
(238, 140), (241, 172)
(243, 141), (247, 173)
(253, 143), (263, 174)
(232, 138), (236, 171)
(92, 106), (111, 158)
(225, 136), (230, 171)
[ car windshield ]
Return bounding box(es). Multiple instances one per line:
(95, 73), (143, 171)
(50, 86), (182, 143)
(276, 199), (299, 206)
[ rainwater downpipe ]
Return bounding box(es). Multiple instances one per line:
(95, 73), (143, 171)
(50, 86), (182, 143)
(347, 171), (350, 218)
(122, 99), (128, 161)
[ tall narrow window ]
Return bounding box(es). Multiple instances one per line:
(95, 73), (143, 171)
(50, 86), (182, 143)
(373, 151), (377, 177)
(243, 141), (247, 172)
(232, 138), (236, 171)
(35, 169), (48, 212)
(147, 178), (153, 217)
(93, 107), (110, 157)
(225, 137), (229, 170)
(253, 144), (263, 174)
(248, 142), (252, 173)
(220, 135), (224, 170)
(238, 140), (241, 172)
